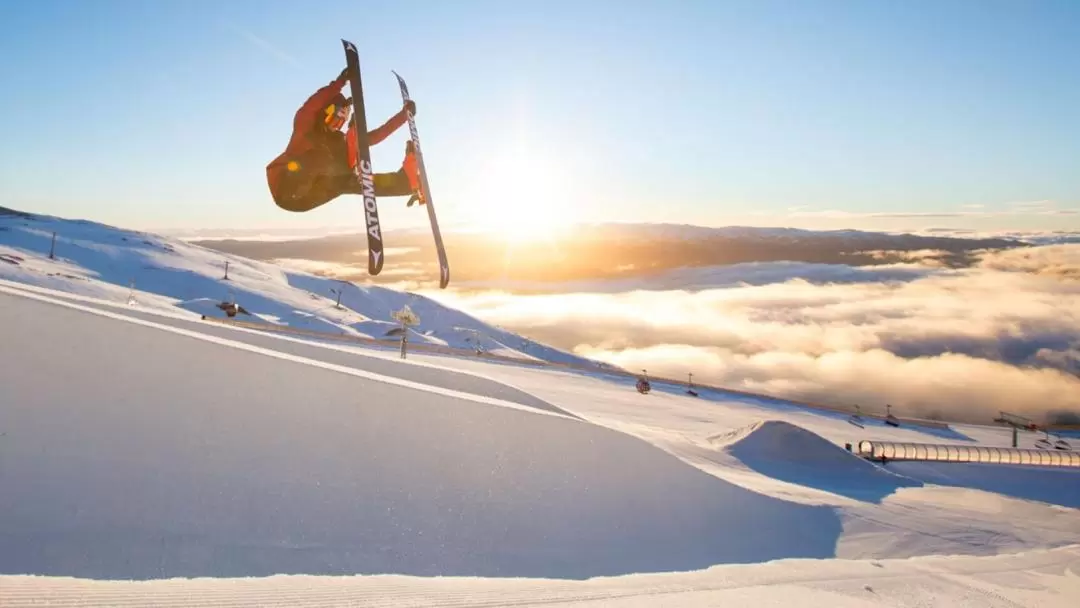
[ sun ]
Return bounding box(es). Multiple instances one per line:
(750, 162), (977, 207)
(463, 150), (578, 243)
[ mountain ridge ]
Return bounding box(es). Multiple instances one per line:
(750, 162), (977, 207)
(183, 218), (1027, 288)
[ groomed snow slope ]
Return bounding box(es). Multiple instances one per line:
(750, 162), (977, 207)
(2, 283), (1080, 606)
(0, 288), (845, 581)
(4, 208), (1080, 605)
(2, 285), (1080, 608)
(0, 208), (595, 367)
(6, 546), (1080, 608)
(309, 339), (1080, 548)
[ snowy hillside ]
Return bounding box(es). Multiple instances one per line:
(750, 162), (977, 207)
(3, 208), (1080, 606)
(1, 281), (1079, 607)
(0, 207), (597, 367)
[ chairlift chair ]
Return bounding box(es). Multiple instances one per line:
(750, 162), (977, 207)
(884, 404), (900, 427)
(1032, 430), (1055, 450)
(848, 404), (865, 428)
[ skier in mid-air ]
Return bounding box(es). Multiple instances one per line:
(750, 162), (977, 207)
(267, 67), (422, 213)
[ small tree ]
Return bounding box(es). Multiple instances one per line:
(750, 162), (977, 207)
(392, 304), (420, 359)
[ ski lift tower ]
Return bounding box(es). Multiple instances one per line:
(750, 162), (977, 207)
(453, 326), (484, 355)
(994, 410), (1038, 448)
(329, 279), (353, 310)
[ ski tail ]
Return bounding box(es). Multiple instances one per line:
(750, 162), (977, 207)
(341, 39), (384, 276)
(392, 70), (450, 289)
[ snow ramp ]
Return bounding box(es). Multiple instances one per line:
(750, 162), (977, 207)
(0, 290), (844, 581)
(709, 420), (923, 503)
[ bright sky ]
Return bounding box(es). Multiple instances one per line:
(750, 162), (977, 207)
(2, 0), (1079, 235)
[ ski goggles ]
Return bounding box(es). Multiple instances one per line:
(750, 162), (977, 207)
(324, 103), (350, 130)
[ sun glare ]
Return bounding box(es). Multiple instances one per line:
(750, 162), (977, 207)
(464, 151), (578, 243)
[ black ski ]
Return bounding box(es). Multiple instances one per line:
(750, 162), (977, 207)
(341, 39), (384, 276)
(393, 70), (450, 289)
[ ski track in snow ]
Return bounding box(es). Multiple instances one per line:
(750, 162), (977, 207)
(4, 545), (1080, 607)
(0, 278), (578, 420)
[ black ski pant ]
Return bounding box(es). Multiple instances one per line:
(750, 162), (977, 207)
(272, 145), (412, 213)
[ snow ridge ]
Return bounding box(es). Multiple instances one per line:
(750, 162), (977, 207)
(0, 208), (597, 367)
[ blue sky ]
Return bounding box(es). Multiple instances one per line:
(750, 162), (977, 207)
(1, 0), (1078, 234)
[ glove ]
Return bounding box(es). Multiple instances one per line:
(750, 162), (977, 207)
(404, 99), (416, 116)
(338, 66), (350, 82)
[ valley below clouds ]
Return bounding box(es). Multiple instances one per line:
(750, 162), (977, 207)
(197, 226), (1080, 426)
(426, 244), (1080, 426)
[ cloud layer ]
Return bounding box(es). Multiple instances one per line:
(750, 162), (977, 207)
(425, 245), (1080, 425)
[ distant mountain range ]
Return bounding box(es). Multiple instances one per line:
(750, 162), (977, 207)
(188, 222), (1028, 289)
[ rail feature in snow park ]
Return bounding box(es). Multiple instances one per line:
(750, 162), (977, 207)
(857, 440), (1080, 468)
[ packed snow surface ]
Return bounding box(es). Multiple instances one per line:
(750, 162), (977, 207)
(1, 289), (844, 581)
(0, 209), (594, 366)
(2, 209), (1080, 606)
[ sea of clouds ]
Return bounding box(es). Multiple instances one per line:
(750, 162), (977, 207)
(426, 244), (1080, 425)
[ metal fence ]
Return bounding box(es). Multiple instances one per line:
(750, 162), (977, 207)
(857, 440), (1080, 468)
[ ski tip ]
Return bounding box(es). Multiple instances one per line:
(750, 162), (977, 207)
(369, 249), (384, 276)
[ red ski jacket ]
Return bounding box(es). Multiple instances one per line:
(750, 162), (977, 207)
(267, 73), (408, 203)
